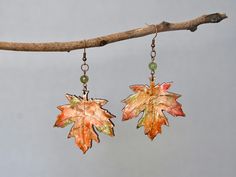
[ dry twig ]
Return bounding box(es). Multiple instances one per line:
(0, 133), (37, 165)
(0, 13), (227, 52)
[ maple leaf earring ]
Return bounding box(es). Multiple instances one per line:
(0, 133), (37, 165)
(54, 42), (115, 154)
(122, 27), (185, 140)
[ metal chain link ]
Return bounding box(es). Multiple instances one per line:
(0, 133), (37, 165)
(81, 48), (89, 95)
(148, 25), (158, 82)
(150, 38), (157, 81)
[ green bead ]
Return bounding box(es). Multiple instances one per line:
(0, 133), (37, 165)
(80, 75), (89, 84)
(149, 62), (157, 71)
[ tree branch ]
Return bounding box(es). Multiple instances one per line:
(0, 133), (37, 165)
(0, 13), (227, 52)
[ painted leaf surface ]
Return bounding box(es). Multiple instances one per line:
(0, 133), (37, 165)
(122, 81), (185, 140)
(54, 94), (115, 153)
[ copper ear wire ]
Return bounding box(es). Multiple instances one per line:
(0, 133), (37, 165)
(80, 40), (89, 96)
(149, 25), (158, 82)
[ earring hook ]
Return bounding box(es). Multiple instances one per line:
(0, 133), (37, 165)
(149, 25), (158, 82)
(83, 40), (87, 54)
(81, 40), (89, 97)
(152, 25), (158, 41)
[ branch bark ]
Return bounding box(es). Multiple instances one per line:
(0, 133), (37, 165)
(0, 13), (227, 52)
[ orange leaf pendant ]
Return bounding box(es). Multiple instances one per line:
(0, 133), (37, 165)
(54, 93), (115, 153)
(122, 81), (185, 140)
